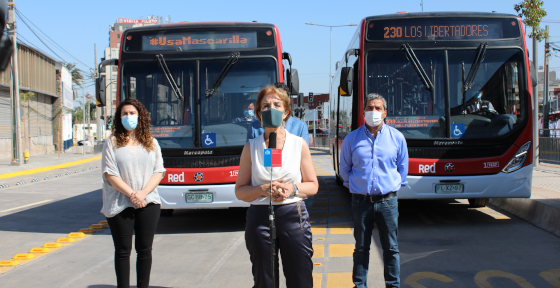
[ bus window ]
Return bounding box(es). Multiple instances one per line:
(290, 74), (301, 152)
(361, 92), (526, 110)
(366, 50), (446, 138)
(122, 61), (196, 148)
(200, 58), (276, 147)
(448, 49), (525, 139)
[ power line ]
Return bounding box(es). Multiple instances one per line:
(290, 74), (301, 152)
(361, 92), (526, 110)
(15, 12), (69, 64)
(15, 9), (93, 70)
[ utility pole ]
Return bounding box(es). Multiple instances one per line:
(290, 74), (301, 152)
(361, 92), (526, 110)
(532, 28), (539, 167)
(543, 25), (550, 138)
(94, 43), (102, 142)
(8, 2), (22, 166)
(82, 80), (85, 155)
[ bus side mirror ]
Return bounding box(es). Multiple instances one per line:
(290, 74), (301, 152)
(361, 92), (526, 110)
(340, 67), (353, 96)
(96, 77), (106, 107)
(286, 68), (299, 95)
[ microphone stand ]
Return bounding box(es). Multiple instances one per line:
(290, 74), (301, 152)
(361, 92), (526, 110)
(269, 165), (277, 288)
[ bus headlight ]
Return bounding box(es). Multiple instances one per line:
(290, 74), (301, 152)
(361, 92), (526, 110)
(502, 141), (531, 173)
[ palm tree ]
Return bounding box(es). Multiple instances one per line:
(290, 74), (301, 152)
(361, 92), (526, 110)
(63, 63), (84, 88)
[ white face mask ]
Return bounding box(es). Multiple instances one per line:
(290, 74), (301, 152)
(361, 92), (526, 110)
(365, 111), (383, 127)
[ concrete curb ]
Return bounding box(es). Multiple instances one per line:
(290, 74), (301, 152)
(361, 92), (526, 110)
(0, 155), (102, 180)
(489, 197), (560, 238)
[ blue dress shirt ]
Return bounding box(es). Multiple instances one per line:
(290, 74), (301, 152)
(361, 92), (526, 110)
(340, 124), (409, 196)
(248, 116), (310, 146)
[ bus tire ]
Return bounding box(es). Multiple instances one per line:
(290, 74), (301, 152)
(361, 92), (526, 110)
(468, 198), (489, 208)
(160, 209), (174, 217)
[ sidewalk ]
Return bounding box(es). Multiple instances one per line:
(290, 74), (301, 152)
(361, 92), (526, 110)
(490, 162), (560, 237)
(0, 151), (101, 179)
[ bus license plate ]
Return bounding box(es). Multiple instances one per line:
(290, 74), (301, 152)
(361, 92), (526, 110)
(435, 183), (464, 193)
(185, 193), (213, 203)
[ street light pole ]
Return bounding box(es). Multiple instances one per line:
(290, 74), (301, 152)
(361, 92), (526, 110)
(305, 22), (357, 128)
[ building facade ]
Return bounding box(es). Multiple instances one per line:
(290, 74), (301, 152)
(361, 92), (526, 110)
(0, 42), (60, 159)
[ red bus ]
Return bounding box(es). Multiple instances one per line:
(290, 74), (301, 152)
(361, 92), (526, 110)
(330, 12), (533, 207)
(97, 22), (299, 215)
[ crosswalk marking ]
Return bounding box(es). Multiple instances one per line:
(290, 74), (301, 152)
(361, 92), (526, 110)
(326, 272), (353, 288)
(329, 244), (354, 258)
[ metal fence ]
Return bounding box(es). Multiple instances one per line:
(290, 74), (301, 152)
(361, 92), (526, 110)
(539, 129), (560, 163)
(309, 134), (329, 148)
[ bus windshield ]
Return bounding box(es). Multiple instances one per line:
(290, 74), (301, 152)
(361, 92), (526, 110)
(366, 50), (446, 138)
(122, 57), (276, 148)
(366, 48), (525, 139)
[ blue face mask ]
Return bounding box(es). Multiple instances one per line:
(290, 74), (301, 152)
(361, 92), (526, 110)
(473, 91), (482, 99)
(243, 110), (254, 117)
(261, 108), (284, 128)
(121, 115), (138, 131)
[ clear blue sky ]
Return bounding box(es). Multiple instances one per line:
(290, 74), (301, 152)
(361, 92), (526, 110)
(12, 0), (560, 101)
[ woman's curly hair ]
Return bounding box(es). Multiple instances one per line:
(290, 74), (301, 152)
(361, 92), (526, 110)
(112, 98), (155, 152)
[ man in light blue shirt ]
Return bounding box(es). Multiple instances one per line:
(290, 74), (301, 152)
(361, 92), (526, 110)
(340, 93), (408, 288)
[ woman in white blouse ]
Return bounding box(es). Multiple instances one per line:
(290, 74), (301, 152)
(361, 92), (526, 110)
(235, 85), (319, 287)
(101, 98), (165, 288)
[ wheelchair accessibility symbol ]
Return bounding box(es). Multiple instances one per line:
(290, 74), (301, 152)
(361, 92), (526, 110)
(202, 133), (216, 147)
(452, 123), (465, 138)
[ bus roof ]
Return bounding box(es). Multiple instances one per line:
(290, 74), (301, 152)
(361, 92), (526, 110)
(365, 11), (518, 21)
(126, 21), (276, 32)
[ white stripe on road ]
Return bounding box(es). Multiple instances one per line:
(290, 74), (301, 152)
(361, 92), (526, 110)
(0, 199), (54, 213)
(200, 233), (245, 286)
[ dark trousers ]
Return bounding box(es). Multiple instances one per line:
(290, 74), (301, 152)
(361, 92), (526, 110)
(351, 194), (400, 288)
(245, 202), (314, 288)
(106, 203), (160, 288)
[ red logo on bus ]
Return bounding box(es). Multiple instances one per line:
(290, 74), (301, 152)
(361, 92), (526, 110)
(194, 172), (204, 182)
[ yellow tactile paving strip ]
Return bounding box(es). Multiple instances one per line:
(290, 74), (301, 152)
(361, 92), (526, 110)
(312, 160), (357, 288)
(0, 221), (109, 274)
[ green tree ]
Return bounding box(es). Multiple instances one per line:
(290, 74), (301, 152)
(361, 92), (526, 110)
(514, 0), (549, 41)
(63, 63), (85, 88)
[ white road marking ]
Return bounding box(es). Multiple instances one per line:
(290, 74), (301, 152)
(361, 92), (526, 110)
(0, 199), (54, 213)
(200, 233), (244, 285)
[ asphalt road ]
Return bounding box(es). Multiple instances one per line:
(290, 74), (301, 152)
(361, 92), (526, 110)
(0, 150), (559, 288)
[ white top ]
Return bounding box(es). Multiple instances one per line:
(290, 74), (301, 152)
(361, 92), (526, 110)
(101, 137), (166, 217)
(249, 131), (303, 205)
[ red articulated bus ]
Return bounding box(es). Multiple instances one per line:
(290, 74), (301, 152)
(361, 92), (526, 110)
(97, 21), (299, 215)
(330, 12), (534, 207)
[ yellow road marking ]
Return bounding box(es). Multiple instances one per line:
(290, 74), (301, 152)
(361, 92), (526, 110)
(313, 244), (324, 258)
(0, 155), (101, 179)
(327, 272), (353, 288)
(311, 225), (326, 235)
(0, 199), (53, 213)
(474, 270), (536, 288)
(313, 273), (322, 288)
(329, 244), (354, 257)
(540, 269), (560, 288)
(405, 272), (454, 288)
(474, 208), (511, 220)
(330, 225), (352, 234)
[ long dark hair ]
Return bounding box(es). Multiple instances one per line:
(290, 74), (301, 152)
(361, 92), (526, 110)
(112, 98), (154, 152)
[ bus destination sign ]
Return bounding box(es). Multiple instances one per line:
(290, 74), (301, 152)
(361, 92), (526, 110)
(142, 32), (257, 51)
(367, 18), (520, 41)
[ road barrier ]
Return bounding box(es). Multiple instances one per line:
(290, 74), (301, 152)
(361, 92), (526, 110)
(310, 134), (329, 148)
(539, 128), (560, 163)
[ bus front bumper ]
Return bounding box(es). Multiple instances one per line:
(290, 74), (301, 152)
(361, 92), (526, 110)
(158, 184), (250, 209)
(398, 164), (532, 199)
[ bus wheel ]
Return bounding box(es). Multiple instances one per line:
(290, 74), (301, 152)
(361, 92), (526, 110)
(468, 198), (489, 208)
(160, 209), (174, 217)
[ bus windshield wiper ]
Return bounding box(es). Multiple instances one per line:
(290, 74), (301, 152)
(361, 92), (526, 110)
(402, 44), (434, 91)
(462, 43), (488, 111)
(206, 52), (240, 98)
(156, 54), (184, 100)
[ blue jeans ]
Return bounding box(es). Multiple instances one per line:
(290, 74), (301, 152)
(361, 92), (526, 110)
(351, 194), (400, 288)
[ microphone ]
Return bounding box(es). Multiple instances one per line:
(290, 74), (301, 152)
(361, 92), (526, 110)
(269, 132), (277, 149)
